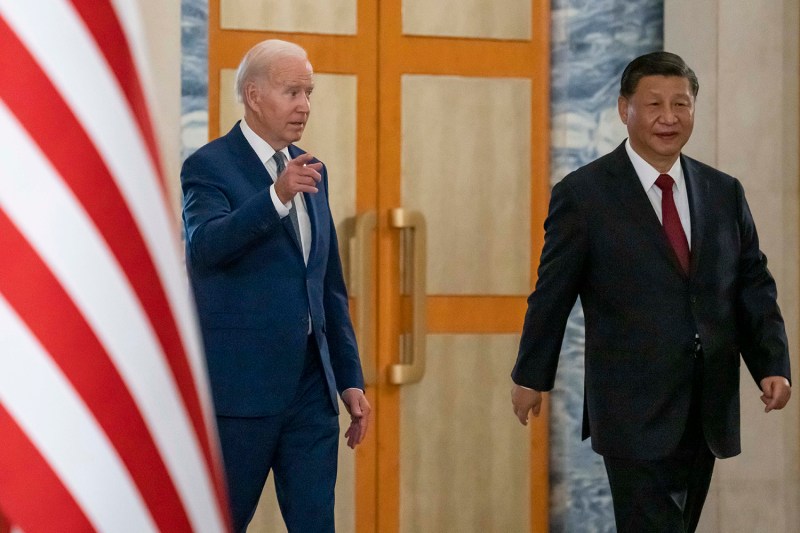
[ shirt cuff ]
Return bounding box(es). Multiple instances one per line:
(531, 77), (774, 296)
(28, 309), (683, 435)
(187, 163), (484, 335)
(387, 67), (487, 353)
(269, 184), (291, 217)
(341, 387), (365, 396)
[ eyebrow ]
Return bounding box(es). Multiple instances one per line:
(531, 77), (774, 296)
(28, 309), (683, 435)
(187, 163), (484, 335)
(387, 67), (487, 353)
(284, 82), (314, 90)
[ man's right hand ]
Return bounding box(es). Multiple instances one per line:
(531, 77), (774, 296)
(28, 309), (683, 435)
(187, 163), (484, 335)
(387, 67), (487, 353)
(274, 152), (323, 204)
(511, 384), (543, 426)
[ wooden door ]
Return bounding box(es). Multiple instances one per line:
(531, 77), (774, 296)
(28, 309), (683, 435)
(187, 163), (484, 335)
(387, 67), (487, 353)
(208, 1), (549, 531)
(374, 1), (549, 531)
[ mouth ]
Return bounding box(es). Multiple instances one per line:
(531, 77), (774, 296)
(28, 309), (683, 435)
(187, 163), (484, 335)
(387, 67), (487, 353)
(655, 132), (679, 141)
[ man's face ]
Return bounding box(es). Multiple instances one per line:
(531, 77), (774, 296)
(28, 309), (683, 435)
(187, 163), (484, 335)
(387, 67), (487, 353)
(246, 55), (314, 149)
(618, 75), (695, 171)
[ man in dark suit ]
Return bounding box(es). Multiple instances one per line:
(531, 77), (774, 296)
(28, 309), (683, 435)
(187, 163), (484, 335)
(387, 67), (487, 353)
(181, 39), (370, 532)
(511, 52), (791, 532)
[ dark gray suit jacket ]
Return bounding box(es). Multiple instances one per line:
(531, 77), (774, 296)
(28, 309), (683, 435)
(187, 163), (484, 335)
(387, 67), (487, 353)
(512, 141), (791, 460)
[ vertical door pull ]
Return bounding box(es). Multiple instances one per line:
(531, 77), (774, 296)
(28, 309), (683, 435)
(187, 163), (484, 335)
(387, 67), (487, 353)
(389, 208), (427, 385)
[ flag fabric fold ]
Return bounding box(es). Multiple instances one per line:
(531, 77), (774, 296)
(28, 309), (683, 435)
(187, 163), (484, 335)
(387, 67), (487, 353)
(0, 1), (229, 531)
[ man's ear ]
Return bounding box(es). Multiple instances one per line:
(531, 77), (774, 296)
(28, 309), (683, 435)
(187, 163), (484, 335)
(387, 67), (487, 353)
(244, 82), (260, 112)
(617, 96), (629, 125)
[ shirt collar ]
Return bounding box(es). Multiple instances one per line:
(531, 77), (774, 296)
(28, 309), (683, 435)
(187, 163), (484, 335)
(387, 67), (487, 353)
(624, 138), (684, 192)
(239, 118), (290, 166)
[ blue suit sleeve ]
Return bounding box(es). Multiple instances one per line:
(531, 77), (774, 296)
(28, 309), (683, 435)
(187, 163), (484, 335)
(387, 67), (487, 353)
(181, 151), (282, 270)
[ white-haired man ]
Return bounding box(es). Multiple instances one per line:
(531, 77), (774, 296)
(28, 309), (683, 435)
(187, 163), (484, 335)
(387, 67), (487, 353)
(181, 39), (370, 532)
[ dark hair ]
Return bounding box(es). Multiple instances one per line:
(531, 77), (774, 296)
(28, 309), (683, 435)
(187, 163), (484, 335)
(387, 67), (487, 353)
(619, 51), (699, 98)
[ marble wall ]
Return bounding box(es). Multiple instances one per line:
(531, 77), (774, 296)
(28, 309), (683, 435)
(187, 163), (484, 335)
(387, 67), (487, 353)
(549, 1), (662, 531)
(180, 0), (208, 162)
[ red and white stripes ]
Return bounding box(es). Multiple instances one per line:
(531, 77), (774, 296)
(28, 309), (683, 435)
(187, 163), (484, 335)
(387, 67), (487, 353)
(0, 1), (229, 531)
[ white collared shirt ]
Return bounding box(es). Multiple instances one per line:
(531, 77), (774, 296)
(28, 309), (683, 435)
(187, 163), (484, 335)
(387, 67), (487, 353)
(240, 118), (312, 264)
(625, 139), (692, 248)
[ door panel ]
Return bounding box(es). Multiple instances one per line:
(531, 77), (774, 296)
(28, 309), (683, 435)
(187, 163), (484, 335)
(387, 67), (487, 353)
(402, 0), (532, 39)
(220, 0), (357, 35)
(400, 74), (532, 295)
(399, 334), (530, 532)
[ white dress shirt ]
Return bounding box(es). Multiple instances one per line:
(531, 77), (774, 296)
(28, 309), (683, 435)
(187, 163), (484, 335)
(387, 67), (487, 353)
(625, 139), (692, 247)
(240, 118), (312, 264)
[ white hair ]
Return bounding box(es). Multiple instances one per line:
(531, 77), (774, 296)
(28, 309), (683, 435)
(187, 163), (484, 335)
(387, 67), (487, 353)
(235, 39), (309, 104)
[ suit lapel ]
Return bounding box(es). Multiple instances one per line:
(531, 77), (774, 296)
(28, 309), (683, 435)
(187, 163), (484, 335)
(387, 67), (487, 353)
(682, 155), (706, 278)
(604, 142), (689, 277)
(304, 189), (319, 265)
(225, 121), (273, 191)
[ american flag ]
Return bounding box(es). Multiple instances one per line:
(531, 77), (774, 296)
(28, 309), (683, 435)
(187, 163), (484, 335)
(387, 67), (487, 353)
(0, 1), (229, 531)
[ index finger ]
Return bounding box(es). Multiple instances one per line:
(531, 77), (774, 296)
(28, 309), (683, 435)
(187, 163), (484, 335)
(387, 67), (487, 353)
(514, 406), (529, 425)
(288, 154), (323, 182)
(289, 152), (316, 166)
(770, 385), (791, 411)
(358, 416), (369, 440)
(345, 418), (367, 448)
(764, 395), (779, 412)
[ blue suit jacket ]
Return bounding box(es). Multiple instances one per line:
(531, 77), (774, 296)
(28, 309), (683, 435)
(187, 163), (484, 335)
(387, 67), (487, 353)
(181, 122), (363, 417)
(512, 141), (791, 460)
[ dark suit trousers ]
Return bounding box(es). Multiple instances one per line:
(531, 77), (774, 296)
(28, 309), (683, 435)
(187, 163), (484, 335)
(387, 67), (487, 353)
(217, 336), (340, 533)
(603, 356), (715, 533)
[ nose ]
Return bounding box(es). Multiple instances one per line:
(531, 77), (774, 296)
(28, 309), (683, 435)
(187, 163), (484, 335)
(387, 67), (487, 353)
(297, 94), (310, 113)
(659, 106), (677, 124)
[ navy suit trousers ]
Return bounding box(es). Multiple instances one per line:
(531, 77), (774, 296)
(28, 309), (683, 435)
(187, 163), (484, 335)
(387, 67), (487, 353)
(217, 337), (340, 533)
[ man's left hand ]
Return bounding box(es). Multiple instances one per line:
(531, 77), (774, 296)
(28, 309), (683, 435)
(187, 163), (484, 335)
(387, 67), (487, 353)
(759, 376), (791, 412)
(342, 388), (371, 449)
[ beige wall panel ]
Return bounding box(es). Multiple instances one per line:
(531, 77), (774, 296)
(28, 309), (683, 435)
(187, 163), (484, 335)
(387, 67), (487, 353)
(399, 334), (530, 532)
(717, 1), (785, 193)
(664, 0), (718, 165)
(403, 0), (531, 40)
(716, 480), (789, 533)
(668, 1), (800, 532)
(138, 0), (181, 210)
(220, 70), (357, 227)
(248, 399), (356, 532)
(715, 0), (800, 505)
(401, 75), (531, 295)
(221, 0), (356, 35)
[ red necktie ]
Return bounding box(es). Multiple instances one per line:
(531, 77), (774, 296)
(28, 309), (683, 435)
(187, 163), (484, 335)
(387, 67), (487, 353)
(655, 174), (690, 274)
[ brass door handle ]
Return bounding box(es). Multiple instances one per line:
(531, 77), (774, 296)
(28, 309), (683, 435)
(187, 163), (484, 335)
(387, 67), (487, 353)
(350, 211), (377, 386)
(389, 208), (427, 385)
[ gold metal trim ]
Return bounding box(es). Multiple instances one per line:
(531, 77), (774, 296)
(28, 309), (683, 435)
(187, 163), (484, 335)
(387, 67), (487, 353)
(389, 208), (427, 385)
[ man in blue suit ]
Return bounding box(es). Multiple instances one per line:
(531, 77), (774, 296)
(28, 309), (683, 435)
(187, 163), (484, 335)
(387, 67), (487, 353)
(181, 39), (369, 532)
(511, 52), (791, 532)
